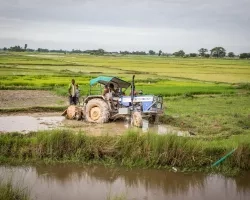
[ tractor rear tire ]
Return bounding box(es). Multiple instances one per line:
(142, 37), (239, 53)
(85, 98), (110, 123)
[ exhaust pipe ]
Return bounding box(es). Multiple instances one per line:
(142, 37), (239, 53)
(131, 75), (135, 111)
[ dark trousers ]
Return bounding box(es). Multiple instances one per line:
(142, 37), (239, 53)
(69, 96), (77, 105)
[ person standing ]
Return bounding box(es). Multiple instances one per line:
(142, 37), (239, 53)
(68, 79), (77, 105)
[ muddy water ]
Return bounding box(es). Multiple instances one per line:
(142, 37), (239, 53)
(0, 164), (249, 200)
(0, 116), (64, 133)
(0, 115), (190, 136)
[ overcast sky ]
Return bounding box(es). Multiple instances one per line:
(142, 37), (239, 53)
(0, 0), (249, 53)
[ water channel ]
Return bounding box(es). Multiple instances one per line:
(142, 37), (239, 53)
(0, 164), (249, 200)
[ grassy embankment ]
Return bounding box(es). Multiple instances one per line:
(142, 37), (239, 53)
(0, 130), (249, 176)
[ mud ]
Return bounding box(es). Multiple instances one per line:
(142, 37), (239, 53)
(1, 164), (250, 200)
(0, 90), (67, 108)
(0, 113), (191, 136)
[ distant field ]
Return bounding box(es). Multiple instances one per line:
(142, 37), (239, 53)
(57, 54), (250, 83)
(1, 53), (249, 96)
(1, 53), (250, 82)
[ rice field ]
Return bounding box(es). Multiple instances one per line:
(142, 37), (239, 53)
(1, 52), (249, 96)
(1, 53), (250, 83)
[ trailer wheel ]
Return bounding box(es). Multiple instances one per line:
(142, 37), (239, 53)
(85, 98), (110, 123)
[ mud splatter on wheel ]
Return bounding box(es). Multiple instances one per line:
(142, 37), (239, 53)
(62, 105), (83, 120)
(85, 99), (110, 123)
(67, 105), (77, 119)
(132, 111), (142, 127)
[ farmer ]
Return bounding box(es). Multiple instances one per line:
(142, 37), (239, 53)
(68, 79), (77, 105)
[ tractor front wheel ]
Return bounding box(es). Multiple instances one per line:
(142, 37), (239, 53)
(85, 99), (110, 123)
(132, 111), (143, 127)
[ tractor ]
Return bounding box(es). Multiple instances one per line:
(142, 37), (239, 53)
(63, 75), (164, 127)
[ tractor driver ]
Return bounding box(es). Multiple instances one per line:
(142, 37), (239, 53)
(102, 83), (117, 96)
(103, 83), (117, 109)
(102, 85), (109, 97)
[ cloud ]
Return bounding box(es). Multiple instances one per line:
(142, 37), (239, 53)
(0, 0), (249, 53)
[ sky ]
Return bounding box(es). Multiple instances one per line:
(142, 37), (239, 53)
(0, 0), (249, 53)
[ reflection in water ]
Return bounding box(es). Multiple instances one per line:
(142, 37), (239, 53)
(0, 164), (250, 200)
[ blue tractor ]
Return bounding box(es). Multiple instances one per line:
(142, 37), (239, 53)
(83, 75), (163, 127)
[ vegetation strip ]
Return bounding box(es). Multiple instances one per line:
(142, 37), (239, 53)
(0, 130), (249, 175)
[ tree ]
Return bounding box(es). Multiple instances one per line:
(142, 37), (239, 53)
(158, 50), (162, 56)
(37, 48), (49, 52)
(3, 47), (7, 51)
(89, 49), (105, 55)
(24, 44), (28, 50)
(198, 48), (208, 57)
(189, 53), (197, 57)
(9, 45), (23, 52)
(148, 50), (155, 55)
(173, 50), (185, 57)
(228, 52), (235, 58)
(120, 51), (130, 55)
(210, 47), (226, 58)
(239, 53), (250, 59)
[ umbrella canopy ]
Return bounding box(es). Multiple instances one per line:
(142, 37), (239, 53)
(90, 76), (131, 88)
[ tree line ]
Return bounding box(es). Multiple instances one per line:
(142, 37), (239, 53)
(1, 44), (250, 59)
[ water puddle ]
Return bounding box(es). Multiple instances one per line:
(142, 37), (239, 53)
(142, 120), (191, 136)
(0, 116), (64, 133)
(0, 164), (249, 200)
(0, 115), (190, 136)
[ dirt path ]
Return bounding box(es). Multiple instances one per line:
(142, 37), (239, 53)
(0, 90), (67, 109)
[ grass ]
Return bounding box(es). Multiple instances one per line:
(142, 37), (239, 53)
(0, 180), (30, 200)
(0, 130), (249, 175)
(163, 94), (250, 137)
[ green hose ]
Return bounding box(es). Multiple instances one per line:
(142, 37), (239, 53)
(211, 148), (237, 167)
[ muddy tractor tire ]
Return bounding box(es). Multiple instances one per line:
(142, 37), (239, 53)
(62, 105), (83, 120)
(132, 111), (143, 127)
(85, 98), (110, 123)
